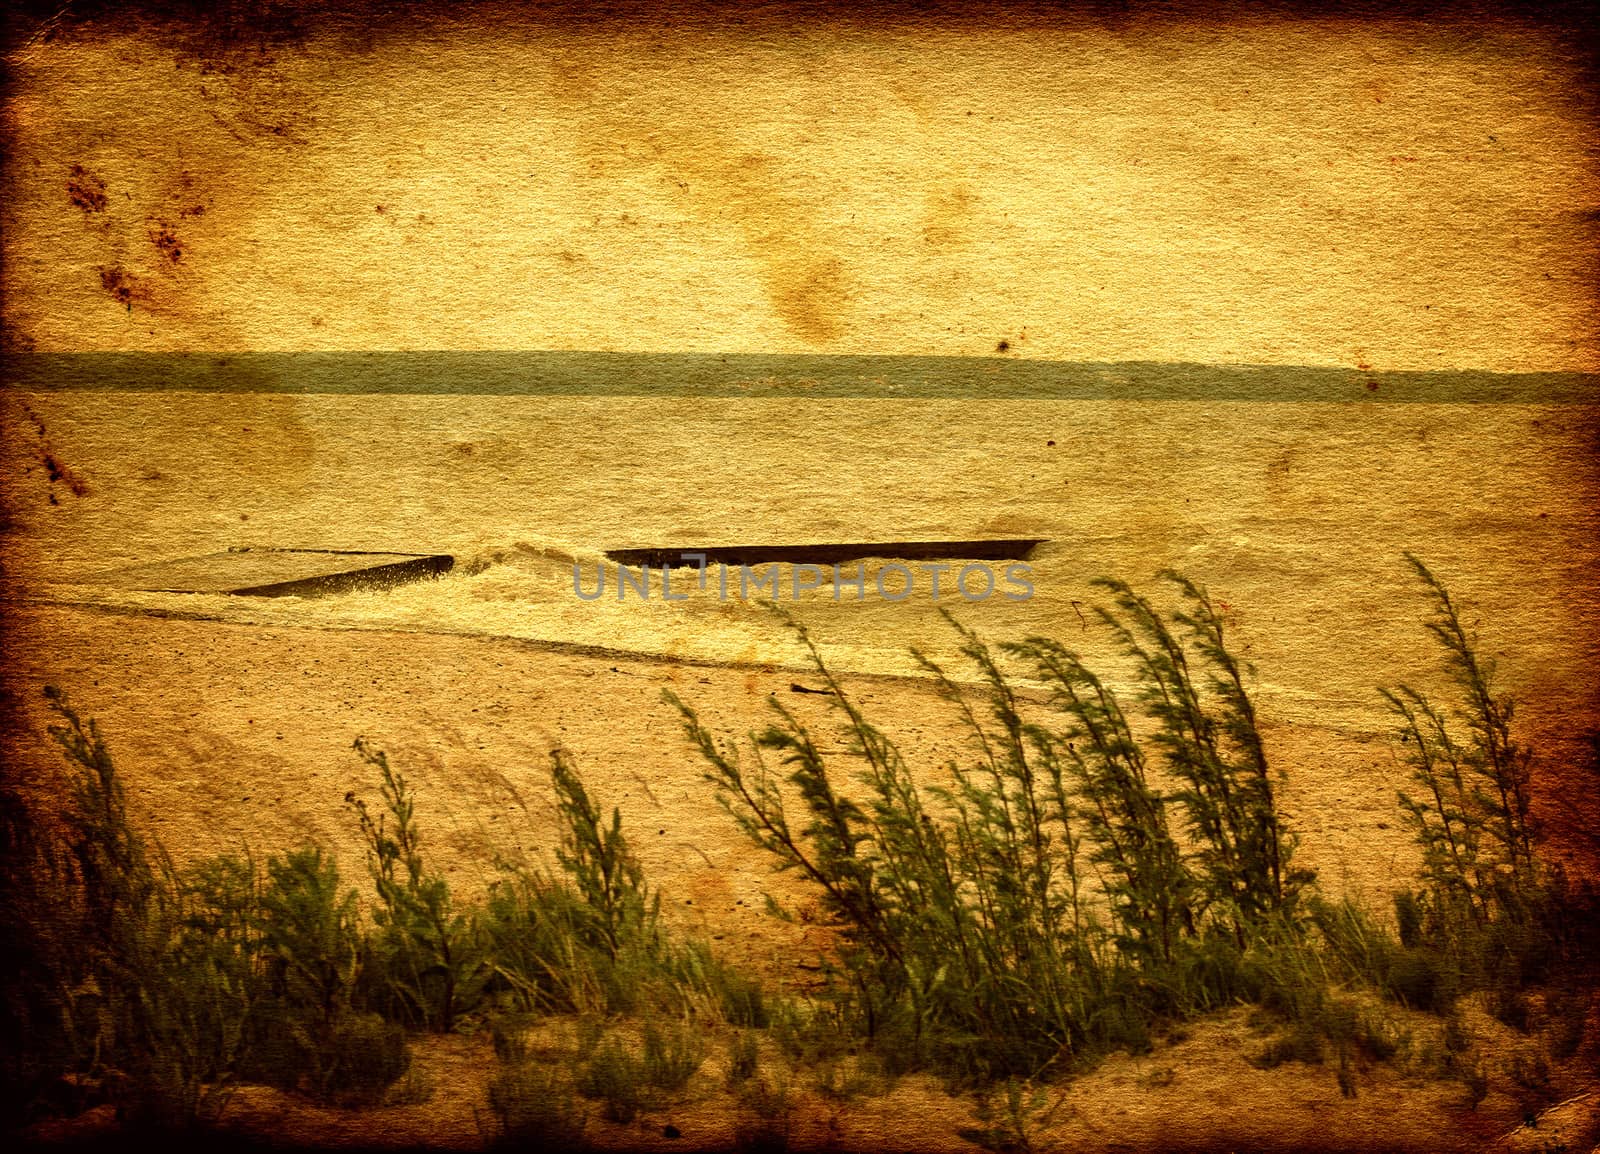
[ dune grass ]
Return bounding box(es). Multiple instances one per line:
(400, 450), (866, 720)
(666, 564), (1595, 1094)
(1, 558), (1593, 1143)
(666, 575), (1338, 1082)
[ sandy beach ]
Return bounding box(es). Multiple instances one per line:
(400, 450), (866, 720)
(5, 599), (1582, 1152)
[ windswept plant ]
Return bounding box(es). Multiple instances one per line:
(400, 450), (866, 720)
(256, 848), (361, 1041)
(1378, 554), (1578, 1026)
(549, 748), (660, 962)
(480, 749), (746, 1023)
(6, 556), (1590, 1137)
(250, 845), (408, 1102)
(1001, 629), (1193, 969)
(1081, 574), (1308, 931)
(347, 741), (483, 1032)
(4, 699), (743, 1134)
(1384, 554), (1536, 909)
(668, 648), (918, 1051)
(22, 688), (253, 1129)
(479, 749), (657, 1017)
(1008, 573), (1319, 1018)
(668, 578), (1315, 1081)
(5, 690), (409, 1128)
(914, 616), (1122, 1069)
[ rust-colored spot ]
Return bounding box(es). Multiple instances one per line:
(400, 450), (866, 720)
(18, 402), (46, 436)
(67, 164), (108, 214)
(769, 256), (846, 344)
(99, 266), (140, 309)
(1366, 380), (1380, 392)
(40, 450), (90, 498)
(149, 221), (183, 263)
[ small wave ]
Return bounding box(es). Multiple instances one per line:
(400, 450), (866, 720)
(450, 534), (611, 576)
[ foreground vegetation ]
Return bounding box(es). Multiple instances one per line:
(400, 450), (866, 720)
(1, 557), (1594, 1148)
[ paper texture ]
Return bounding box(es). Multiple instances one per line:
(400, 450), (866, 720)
(3, 4), (1596, 1150)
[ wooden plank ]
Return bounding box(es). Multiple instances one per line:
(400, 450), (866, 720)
(604, 539), (1046, 570)
(90, 548), (454, 597)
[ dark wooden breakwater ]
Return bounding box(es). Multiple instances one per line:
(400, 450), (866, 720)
(604, 539), (1046, 570)
(91, 548), (454, 597)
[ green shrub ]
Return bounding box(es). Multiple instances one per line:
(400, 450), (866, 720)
(725, 1031), (761, 1088)
(1310, 897), (1398, 989)
(16, 689), (258, 1129)
(666, 563), (1589, 1097)
(1069, 576), (1312, 929)
(482, 862), (606, 1015)
(641, 1019), (705, 1092)
(348, 740), (484, 1032)
(256, 848), (360, 1026)
(578, 1035), (647, 1123)
(549, 749), (660, 962)
(324, 1012), (410, 1105)
(9, 554), (1590, 1131)
(488, 1059), (588, 1150)
(480, 752), (756, 1026)
(249, 845), (407, 1102)
(1382, 555), (1537, 977)
(2, 696), (759, 1132)
(479, 751), (660, 1018)
(573, 1020), (704, 1123)
(1385, 948), (1448, 1013)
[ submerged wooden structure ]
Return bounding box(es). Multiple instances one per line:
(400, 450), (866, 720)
(92, 548), (454, 597)
(605, 538), (1046, 570)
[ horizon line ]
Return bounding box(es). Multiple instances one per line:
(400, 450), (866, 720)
(4, 350), (1597, 402)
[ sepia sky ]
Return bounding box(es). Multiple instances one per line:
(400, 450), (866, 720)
(2, 7), (1597, 370)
